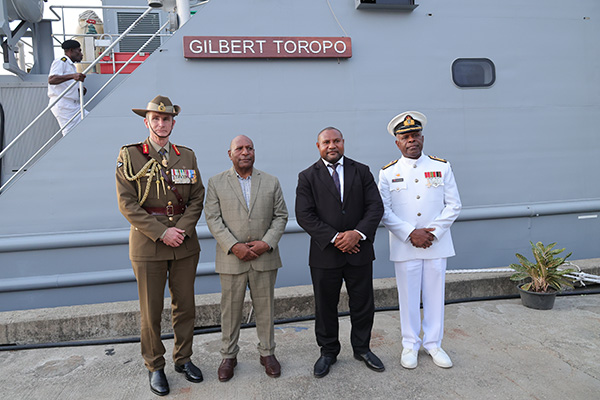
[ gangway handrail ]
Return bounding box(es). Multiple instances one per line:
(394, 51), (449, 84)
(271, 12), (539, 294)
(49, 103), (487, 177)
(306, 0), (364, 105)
(0, 14), (166, 193)
(71, 19), (169, 127)
(48, 2), (208, 42)
(0, 6), (158, 194)
(54, 33), (173, 40)
(0, 70), (82, 160)
(51, 32), (173, 72)
(85, 19), (170, 115)
(0, 5), (154, 160)
(0, 2), (210, 194)
(48, 4), (151, 44)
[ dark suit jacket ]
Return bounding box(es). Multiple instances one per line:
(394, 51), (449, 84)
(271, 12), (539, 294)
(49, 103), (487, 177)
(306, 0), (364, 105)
(295, 157), (383, 269)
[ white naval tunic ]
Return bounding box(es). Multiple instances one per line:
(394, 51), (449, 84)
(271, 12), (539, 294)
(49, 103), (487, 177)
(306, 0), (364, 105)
(378, 154), (461, 351)
(48, 56), (88, 135)
(378, 154), (461, 262)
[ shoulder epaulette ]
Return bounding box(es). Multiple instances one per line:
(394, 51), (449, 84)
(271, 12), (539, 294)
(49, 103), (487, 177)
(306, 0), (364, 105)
(429, 155), (447, 163)
(382, 159), (398, 170)
(120, 142), (142, 150)
(173, 144), (195, 155)
(173, 144), (192, 151)
(60, 57), (67, 62)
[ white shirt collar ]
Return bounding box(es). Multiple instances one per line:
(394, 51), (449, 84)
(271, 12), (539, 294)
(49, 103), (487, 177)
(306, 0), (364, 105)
(400, 154), (424, 166)
(321, 155), (344, 168)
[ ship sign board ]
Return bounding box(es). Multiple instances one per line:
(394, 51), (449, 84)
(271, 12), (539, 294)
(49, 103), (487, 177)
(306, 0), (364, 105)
(183, 36), (352, 59)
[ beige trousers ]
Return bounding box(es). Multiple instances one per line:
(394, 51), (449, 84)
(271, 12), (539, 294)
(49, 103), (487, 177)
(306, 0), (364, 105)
(219, 268), (278, 358)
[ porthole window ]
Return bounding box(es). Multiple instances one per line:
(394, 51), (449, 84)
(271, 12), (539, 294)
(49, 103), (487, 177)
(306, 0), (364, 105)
(452, 58), (495, 88)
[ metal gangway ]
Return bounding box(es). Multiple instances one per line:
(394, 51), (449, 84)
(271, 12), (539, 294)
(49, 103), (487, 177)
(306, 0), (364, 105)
(0, 1), (206, 194)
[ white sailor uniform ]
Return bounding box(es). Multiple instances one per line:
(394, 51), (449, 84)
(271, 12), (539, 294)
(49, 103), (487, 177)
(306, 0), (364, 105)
(378, 154), (461, 352)
(48, 56), (88, 135)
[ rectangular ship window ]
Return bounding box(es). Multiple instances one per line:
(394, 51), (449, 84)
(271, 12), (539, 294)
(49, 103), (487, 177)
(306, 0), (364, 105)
(452, 58), (495, 88)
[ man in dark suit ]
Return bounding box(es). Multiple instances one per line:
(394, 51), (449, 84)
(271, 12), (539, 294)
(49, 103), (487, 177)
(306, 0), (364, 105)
(295, 127), (385, 378)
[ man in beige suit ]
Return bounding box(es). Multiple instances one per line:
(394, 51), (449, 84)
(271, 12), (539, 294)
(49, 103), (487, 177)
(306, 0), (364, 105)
(205, 135), (288, 382)
(116, 95), (204, 396)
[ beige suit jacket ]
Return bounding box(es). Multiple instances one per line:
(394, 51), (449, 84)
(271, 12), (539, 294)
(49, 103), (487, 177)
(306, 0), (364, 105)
(204, 167), (288, 274)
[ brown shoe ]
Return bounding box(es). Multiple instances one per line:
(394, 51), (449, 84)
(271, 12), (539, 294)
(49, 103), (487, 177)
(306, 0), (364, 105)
(218, 358), (237, 382)
(260, 355), (281, 378)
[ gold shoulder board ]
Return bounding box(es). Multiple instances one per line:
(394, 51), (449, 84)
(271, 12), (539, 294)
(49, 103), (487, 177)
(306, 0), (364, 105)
(429, 155), (447, 163)
(382, 159), (398, 170)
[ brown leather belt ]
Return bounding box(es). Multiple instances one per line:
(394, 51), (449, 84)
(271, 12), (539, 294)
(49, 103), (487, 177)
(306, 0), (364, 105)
(143, 204), (186, 217)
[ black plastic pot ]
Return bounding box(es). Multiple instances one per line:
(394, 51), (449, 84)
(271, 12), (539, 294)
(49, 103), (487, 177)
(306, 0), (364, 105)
(517, 284), (557, 310)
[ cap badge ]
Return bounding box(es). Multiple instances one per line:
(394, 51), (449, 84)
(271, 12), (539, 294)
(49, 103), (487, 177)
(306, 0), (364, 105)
(403, 116), (415, 127)
(158, 102), (166, 112)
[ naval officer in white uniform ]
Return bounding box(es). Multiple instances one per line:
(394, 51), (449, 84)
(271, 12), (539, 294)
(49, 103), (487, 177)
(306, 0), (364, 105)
(378, 111), (461, 369)
(47, 39), (88, 135)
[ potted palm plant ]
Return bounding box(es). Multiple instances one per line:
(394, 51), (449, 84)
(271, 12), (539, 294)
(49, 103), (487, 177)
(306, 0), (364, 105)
(508, 241), (576, 310)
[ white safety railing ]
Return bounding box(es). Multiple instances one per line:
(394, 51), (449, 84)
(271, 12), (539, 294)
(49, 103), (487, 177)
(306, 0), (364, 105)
(0, 5), (162, 194)
(447, 262), (600, 286)
(563, 262), (600, 286)
(0, 1), (210, 194)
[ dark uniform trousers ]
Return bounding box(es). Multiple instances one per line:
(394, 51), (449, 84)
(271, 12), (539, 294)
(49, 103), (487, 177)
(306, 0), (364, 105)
(133, 254), (199, 371)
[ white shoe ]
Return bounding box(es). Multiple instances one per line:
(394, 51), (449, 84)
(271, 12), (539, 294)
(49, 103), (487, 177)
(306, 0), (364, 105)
(401, 348), (418, 369)
(425, 347), (453, 368)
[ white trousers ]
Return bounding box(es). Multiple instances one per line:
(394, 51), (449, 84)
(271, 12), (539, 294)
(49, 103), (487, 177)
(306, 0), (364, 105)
(50, 98), (88, 136)
(394, 258), (446, 351)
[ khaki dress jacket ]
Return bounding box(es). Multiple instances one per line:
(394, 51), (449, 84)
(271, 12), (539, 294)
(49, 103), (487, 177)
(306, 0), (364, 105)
(116, 138), (205, 261)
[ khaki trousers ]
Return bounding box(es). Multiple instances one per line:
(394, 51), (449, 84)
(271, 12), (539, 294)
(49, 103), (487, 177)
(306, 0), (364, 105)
(219, 268), (278, 358)
(132, 253), (199, 371)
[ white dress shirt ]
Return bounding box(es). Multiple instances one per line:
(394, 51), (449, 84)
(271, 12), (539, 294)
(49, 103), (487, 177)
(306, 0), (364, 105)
(321, 156), (344, 202)
(48, 56), (79, 102)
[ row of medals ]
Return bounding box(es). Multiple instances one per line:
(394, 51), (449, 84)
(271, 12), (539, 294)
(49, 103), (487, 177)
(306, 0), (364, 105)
(425, 171), (442, 188)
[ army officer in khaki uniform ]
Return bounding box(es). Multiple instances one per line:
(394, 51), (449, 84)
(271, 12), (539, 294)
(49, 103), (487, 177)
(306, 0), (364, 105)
(116, 95), (205, 396)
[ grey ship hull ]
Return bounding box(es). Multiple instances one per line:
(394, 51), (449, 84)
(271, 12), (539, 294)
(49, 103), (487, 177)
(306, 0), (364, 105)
(0, 0), (599, 311)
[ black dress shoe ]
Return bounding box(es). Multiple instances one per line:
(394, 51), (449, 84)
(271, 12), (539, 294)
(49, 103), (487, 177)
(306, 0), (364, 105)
(313, 355), (337, 378)
(149, 369), (170, 396)
(175, 361), (204, 383)
(354, 351), (385, 372)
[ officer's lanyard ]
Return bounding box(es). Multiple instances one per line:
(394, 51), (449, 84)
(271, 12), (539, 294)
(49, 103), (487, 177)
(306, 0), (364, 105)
(136, 144), (185, 206)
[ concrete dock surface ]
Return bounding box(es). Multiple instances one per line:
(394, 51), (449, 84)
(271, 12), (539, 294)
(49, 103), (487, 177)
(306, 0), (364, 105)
(2, 293), (600, 400)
